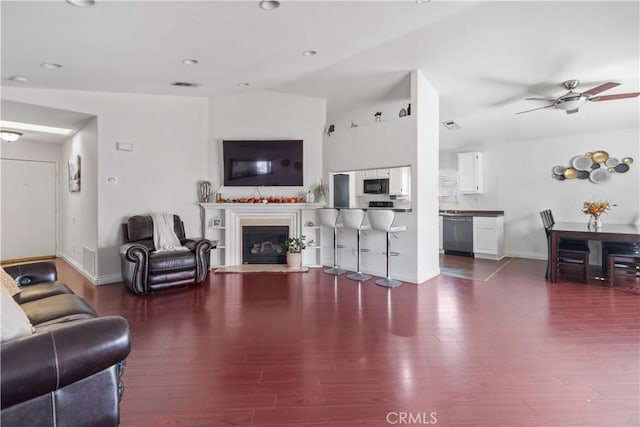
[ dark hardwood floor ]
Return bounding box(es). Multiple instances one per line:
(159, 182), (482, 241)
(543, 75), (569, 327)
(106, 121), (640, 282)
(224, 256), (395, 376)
(53, 257), (639, 426)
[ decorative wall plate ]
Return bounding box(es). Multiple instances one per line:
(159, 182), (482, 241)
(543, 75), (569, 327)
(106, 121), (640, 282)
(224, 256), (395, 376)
(591, 151), (609, 163)
(564, 167), (578, 179)
(572, 155), (593, 171)
(605, 158), (619, 167)
(589, 168), (611, 184)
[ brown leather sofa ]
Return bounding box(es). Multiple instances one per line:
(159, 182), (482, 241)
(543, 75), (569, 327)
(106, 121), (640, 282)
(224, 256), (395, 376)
(1, 262), (131, 427)
(119, 215), (212, 295)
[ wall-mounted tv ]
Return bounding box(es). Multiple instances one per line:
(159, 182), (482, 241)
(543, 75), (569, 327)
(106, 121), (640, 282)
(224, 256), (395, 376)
(223, 140), (303, 187)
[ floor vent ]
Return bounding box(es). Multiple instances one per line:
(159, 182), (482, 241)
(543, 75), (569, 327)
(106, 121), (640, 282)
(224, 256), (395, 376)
(82, 246), (96, 276)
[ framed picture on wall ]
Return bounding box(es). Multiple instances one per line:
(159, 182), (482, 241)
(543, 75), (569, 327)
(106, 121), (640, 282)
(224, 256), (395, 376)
(68, 154), (81, 192)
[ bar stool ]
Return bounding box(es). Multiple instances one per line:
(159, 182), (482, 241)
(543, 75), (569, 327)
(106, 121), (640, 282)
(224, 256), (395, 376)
(317, 208), (347, 275)
(340, 209), (371, 281)
(367, 210), (407, 288)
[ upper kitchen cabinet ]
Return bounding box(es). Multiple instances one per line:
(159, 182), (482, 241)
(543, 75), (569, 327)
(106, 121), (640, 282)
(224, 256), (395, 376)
(458, 152), (483, 194)
(389, 166), (410, 197)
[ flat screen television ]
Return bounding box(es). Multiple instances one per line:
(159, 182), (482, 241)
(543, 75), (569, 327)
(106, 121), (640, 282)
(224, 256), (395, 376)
(222, 140), (303, 187)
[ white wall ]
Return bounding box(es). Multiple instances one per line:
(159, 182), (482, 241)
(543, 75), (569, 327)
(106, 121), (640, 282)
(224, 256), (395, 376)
(58, 118), (98, 279)
(208, 91), (326, 198)
(323, 70), (440, 284)
(440, 127), (640, 260)
(2, 87), (209, 283)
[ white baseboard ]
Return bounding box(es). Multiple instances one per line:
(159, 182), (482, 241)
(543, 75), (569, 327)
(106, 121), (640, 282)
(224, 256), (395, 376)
(95, 273), (122, 285)
(59, 253), (121, 286)
(60, 253), (97, 285)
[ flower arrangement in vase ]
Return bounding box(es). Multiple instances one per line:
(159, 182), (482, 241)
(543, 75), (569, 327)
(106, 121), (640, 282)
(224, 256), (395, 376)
(582, 199), (614, 229)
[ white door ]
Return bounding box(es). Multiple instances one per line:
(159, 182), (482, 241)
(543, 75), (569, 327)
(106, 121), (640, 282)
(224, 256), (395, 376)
(1, 159), (57, 261)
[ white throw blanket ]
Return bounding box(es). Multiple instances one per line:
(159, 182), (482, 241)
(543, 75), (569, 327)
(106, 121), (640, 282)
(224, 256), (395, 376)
(152, 213), (189, 252)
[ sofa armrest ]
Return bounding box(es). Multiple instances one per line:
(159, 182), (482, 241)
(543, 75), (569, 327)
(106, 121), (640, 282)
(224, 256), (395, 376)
(4, 261), (57, 286)
(120, 243), (150, 294)
(1, 316), (131, 409)
(182, 238), (212, 283)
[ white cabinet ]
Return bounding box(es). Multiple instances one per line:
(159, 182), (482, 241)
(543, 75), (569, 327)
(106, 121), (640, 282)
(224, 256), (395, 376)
(364, 168), (389, 178)
(389, 166), (410, 196)
(458, 152), (483, 194)
(472, 216), (504, 260)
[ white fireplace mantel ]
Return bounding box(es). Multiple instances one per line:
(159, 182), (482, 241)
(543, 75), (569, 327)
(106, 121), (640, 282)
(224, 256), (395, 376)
(199, 203), (325, 267)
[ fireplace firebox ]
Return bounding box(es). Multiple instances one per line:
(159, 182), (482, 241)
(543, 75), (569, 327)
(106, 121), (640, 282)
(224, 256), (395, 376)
(242, 226), (289, 264)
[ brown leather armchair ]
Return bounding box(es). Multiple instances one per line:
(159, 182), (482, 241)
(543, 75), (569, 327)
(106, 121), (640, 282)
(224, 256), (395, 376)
(119, 215), (212, 295)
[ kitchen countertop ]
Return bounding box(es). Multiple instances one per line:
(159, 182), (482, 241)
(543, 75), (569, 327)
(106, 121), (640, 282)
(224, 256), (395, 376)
(352, 207), (413, 213)
(439, 209), (504, 217)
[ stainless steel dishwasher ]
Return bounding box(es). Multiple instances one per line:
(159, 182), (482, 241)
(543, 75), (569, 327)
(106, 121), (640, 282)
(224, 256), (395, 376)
(443, 216), (474, 256)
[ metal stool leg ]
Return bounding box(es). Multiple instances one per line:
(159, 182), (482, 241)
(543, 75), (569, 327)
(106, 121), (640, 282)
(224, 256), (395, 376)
(325, 226), (346, 275)
(376, 231), (402, 288)
(348, 229), (371, 281)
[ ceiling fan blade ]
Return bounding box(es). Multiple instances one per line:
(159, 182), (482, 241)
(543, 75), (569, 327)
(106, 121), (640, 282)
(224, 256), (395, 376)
(524, 97), (556, 102)
(590, 92), (640, 101)
(515, 104), (555, 115)
(581, 82), (620, 96)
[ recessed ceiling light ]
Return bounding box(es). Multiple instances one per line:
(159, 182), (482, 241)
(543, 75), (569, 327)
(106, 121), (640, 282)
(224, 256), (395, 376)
(65, 0), (96, 6)
(182, 59), (199, 65)
(302, 50), (318, 57)
(0, 131), (23, 143)
(9, 75), (28, 83)
(41, 63), (62, 69)
(259, 1), (280, 10)
(238, 82), (250, 87)
(0, 120), (73, 135)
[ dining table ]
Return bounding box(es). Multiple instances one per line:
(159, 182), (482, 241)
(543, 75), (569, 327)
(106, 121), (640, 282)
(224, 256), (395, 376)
(549, 222), (640, 283)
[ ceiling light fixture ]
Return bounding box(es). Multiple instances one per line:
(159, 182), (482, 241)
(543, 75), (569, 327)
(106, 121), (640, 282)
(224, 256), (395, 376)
(302, 50), (318, 57)
(0, 130), (23, 143)
(416, 0), (432, 3)
(65, 0), (96, 6)
(41, 62), (62, 69)
(182, 59), (199, 65)
(8, 76), (28, 83)
(259, 1), (280, 10)
(238, 82), (250, 87)
(0, 120), (73, 135)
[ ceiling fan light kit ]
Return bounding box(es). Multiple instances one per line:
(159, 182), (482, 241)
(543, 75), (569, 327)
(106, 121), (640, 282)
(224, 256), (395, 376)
(516, 80), (640, 115)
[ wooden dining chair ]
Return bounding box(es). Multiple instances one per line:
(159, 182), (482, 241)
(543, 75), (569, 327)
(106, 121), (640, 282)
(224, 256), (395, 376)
(540, 210), (591, 282)
(602, 242), (640, 285)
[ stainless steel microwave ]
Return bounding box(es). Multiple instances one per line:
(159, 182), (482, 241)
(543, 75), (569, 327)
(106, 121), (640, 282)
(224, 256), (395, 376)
(363, 178), (389, 194)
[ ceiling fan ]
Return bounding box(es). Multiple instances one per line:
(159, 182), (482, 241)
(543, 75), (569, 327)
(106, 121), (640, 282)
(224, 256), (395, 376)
(515, 79), (640, 115)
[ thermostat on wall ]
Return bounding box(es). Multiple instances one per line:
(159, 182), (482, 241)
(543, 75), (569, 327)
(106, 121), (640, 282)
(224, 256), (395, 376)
(116, 142), (133, 152)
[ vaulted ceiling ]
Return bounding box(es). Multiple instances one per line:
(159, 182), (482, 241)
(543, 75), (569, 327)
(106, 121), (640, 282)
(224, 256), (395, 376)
(2, 1), (638, 149)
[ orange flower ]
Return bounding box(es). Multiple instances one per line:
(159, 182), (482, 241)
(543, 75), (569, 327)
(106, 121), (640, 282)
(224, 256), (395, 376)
(582, 200), (613, 216)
